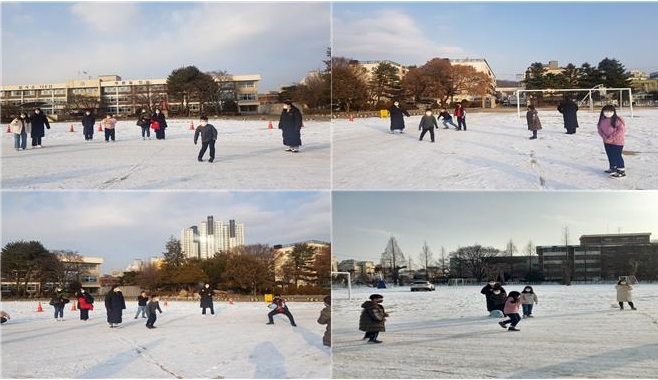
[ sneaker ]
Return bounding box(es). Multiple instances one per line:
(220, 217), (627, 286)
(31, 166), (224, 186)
(266, 322), (274, 325)
(527, 315), (534, 318)
(610, 170), (626, 178)
(285, 148), (293, 152)
(209, 158), (214, 163)
(291, 149), (299, 153)
(529, 136), (537, 140)
(508, 327), (520, 331)
(291, 323), (297, 327)
(498, 321), (507, 329)
(198, 158), (203, 162)
(631, 307), (637, 310)
(134, 317), (138, 319)
(37, 145), (42, 148)
(368, 339), (383, 344)
(604, 169), (616, 174)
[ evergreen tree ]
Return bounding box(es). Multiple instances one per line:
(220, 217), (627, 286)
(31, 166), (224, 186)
(369, 62), (403, 106)
(162, 236), (186, 268)
(597, 58), (631, 89)
(523, 62), (547, 90)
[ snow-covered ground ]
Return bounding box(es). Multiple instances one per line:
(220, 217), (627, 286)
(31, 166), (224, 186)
(1, 118), (330, 190)
(0, 299), (329, 379)
(332, 108), (658, 190)
(332, 284), (658, 378)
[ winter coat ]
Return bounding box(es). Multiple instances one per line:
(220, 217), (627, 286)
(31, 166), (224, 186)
(81, 114), (96, 134)
(481, 284), (507, 311)
(388, 105), (410, 130)
(317, 305), (331, 347)
(616, 284), (633, 302)
(101, 117), (117, 130)
(49, 291), (70, 307)
(77, 293), (94, 310)
(10, 117), (31, 135)
(30, 111), (50, 138)
(194, 124), (218, 144)
(597, 116), (626, 146)
(418, 115), (438, 130)
(137, 113), (151, 127)
(199, 287), (214, 308)
(454, 106), (466, 119)
(137, 295), (148, 306)
(526, 109), (542, 131)
(557, 99), (579, 130)
(520, 292), (538, 305)
(359, 300), (387, 332)
(503, 296), (521, 314)
(269, 297), (289, 312)
(438, 111), (453, 121)
(152, 112), (168, 129)
(278, 105), (303, 146)
(147, 300), (162, 316)
(104, 290), (126, 324)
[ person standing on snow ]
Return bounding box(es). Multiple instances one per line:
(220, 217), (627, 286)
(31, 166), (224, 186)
(49, 287), (70, 321)
(388, 100), (410, 134)
(481, 280), (506, 314)
(597, 104), (627, 178)
(418, 108), (439, 143)
(81, 110), (96, 141)
(137, 109), (151, 140)
(105, 285), (126, 328)
(10, 112), (31, 151)
(359, 294), (388, 344)
(100, 113), (118, 142)
(266, 294), (297, 326)
(134, 290), (148, 319)
(526, 105), (542, 140)
(317, 295), (331, 347)
(152, 108), (168, 140)
(616, 279), (637, 310)
(146, 294), (163, 329)
(454, 103), (467, 131)
(278, 100), (303, 152)
(77, 288), (94, 321)
(199, 283), (215, 315)
(520, 286), (539, 318)
(30, 107), (50, 148)
(557, 96), (579, 134)
(193, 116), (218, 163)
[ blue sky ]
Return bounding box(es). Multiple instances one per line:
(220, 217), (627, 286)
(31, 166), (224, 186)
(2, 191), (331, 274)
(333, 1), (658, 80)
(1, 2), (330, 92)
(332, 191), (658, 266)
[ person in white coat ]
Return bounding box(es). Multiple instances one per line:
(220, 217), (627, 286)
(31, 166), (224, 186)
(10, 112), (31, 151)
(616, 279), (636, 310)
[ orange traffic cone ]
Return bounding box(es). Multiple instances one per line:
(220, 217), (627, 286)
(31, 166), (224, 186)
(267, 121), (273, 129)
(71, 301), (77, 311)
(97, 124), (103, 132)
(189, 121), (195, 131)
(349, 114), (354, 122)
(37, 302), (44, 312)
(69, 124), (75, 132)
(228, 298), (234, 305)
(6, 125), (10, 133)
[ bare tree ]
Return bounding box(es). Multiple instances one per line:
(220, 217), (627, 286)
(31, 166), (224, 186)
(451, 245), (500, 282)
(418, 241), (434, 281)
(381, 236), (406, 286)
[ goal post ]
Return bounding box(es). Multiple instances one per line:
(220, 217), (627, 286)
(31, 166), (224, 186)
(516, 86), (634, 118)
(331, 271), (352, 300)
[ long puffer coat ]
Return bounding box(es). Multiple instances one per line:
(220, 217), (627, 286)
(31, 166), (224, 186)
(199, 287), (214, 308)
(317, 305), (331, 347)
(557, 99), (579, 130)
(389, 105), (410, 130)
(278, 105), (303, 147)
(616, 284), (633, 302)
(104, 289), (126, 324)
(359, 300), (387, 332)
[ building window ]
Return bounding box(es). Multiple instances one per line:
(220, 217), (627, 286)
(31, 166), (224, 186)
(238, 82), (256, 89)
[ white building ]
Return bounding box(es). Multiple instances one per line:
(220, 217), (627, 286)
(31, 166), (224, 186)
(181, 216), (245, 259)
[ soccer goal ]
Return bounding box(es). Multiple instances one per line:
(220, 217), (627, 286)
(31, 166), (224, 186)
(331, 271), (352, 299)
(447, 278), (465, 286)
(618, 275), (639, 284)
(516, 86), (634, 118)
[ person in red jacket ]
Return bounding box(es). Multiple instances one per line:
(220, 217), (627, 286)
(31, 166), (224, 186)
(454, 103), (467, 131)
(597, 104), (627, 178)
(77, 288), (94, 321)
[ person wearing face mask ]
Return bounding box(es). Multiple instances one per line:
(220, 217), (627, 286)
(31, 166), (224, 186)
(194, 116), (218, 163)
(453, 103), (467, 131)
(481, 279), (506, 314)
(359, 294), (388, 344)
(597, 104), (627, 178)
(388, 100), (410, 134)
(30, 107), (50, 148)
(101, 113), (118, 142)
(520, 286), (539, 318)
(10, 112), (31, 151)
(489, 284), (508, 316)
(418, 108), (439, 143)
(152, 108), (168, 140)
(498, 291), (522, 331)
(525, 105), (542, 140)
(199, 283), (215, 315)
(81, 110), (96, 141)
(278, 100), (303, 152)
(137, 109), (152, 140)
(615, 279), (636, 310)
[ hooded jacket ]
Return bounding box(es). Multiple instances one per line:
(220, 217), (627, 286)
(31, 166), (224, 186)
(359, 300), (387, 332)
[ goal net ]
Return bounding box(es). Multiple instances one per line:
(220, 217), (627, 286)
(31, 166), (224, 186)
(331, 271), (352, 299)
(516, 86), (634, 117)
(618, 275), (638, 284)
(447, 278), (465, 286)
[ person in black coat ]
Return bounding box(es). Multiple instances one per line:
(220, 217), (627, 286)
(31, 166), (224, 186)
(557, 96), (579, 134)
(81, 110), (96, 141)
(137, 109), (151, 140)
(278, 100), (303, 152)
(152, 108), (168, 140)
(199, 283), (215, 315)
(104, 286), (126, 328)
(480, 280), (507, 313)
(30, 107), (50, 148)
(388, 101), (410, 133)
(194, 116), (218, 163)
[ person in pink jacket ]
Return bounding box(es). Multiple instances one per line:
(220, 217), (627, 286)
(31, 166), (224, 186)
(498, 291), (522, 331)
(597, 105), (626, 178)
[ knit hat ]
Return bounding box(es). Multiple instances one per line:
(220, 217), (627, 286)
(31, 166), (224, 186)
(369, 294), (383, 300)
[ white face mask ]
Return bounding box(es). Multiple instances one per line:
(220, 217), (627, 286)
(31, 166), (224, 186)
(603, 111), (614, 118)
(425, 111), (432, 116)
(156, 110), (160, 114)
(394, 102), (399, 107)
(35, 110), (40, 114)
(524, 289), (531, 292)
(200, 121), (207, 126)
(85, 112), (90, 115)
(493, 291), (501, 295)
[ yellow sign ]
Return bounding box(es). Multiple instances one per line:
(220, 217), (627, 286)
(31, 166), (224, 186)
(380, 109), (389, 118)
(264, 293), (273, 303)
